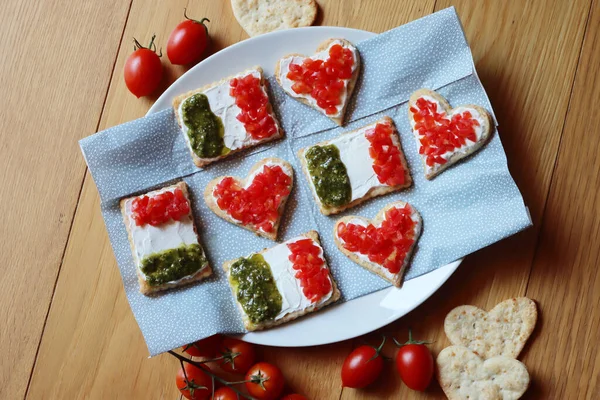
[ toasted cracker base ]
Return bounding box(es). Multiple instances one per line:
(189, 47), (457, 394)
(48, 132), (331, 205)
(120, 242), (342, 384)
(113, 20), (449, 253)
(298, 116), (412, 215)
(437, 346), (530, 400)
(231, 0), (317, 37)
(222, 230), (341, 331)
(204, 157), (294, 241)
(408, 88), (493, 180)
(119, 182), (212, 296)
(444, 297), (537, 359)
(274, 38), (361, 126)
(333, 201), (422, 288)
(172, 66), (284, 167)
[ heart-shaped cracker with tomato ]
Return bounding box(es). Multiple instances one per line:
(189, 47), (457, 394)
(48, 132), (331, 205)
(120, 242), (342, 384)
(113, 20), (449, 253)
(408, 88), (493, 179)
(204, 158), (293, 241)
(333, 201), (422, 287)
(275, 38), (361, 125)
(437, 345), (530, 400)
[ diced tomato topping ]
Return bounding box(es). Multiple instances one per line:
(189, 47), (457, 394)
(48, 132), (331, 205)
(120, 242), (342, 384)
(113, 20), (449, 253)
(285, 44), (355, 115)
(213, 165), (292, 233)
(229, 74), (278, 140)
(287, 239), (332, 303)
(131, 188), (190, 227)
(365, 122), (406, 186)
(410, 98), (480, 166)
(337, 204), (417, 274)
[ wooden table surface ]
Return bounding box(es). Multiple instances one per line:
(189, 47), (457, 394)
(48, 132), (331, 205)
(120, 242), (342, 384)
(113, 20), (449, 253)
(2, 0), (599, 398)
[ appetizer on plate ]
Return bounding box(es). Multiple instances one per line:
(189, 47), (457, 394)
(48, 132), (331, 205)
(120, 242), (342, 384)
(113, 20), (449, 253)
(334, 201), (422, 287)
(408, 88), (493, 179)
(275, 38), (360, 125)
(173, 66), (283, 167)
(298, 116), (411, 215)
(204, 157), (294, 241)
(120, 182), (211, 295)
(223, 231), (340, 331)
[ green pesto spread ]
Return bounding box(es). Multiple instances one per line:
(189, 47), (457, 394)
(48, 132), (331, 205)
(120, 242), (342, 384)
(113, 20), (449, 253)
(229, 254), (282, 324)
(140, 243), (207, 286)
(181, 93), (229, 158)
(305, 144), (351, 208)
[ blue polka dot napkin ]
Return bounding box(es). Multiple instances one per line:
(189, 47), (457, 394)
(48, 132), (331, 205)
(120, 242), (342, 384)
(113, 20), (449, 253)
(80, 7), (531, 356)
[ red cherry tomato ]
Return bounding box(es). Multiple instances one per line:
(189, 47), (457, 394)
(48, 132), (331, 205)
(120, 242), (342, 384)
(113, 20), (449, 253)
(176, 363), (213, 400)
(395, 331), (434, 391)
(182, 334), (222, 358)
(124, 35), (163, 98)
(341, 337), (386, 388)
(167, 10), (210, 65)
(212, 387), (237, 400)
(281, 395), (307, 400)
(219, 337), (256, 374)
(245, 362), (285, 400)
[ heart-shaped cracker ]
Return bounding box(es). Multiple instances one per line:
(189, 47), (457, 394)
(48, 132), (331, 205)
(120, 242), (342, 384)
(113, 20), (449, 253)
(204, 158), (293, 241)
(333, 201), (422, 287)
(437, 346), (530, 400)
(275, 38), (361, 125)
(445, 297), (537, 359)
(231, 0), (317, 37)
(408, 88), (493, 179)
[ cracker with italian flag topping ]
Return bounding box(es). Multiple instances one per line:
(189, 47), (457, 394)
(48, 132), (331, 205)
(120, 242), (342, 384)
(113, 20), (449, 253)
(204, 157), (294, 241)
(223, 230), (340, 331)
(275, 38), (361, 126)
(408, 88), (493, 179)
(333, 201), (422, 287)
(173, 66), (283, 168)
(298, 116), (411, 215)
(120, 182), (212, 296)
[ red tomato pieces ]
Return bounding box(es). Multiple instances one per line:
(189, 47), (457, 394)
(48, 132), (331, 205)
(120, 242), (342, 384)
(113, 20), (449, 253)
(365, 122), (406, 186)
(337, 205), (416, 274)
(287, 239), (331, 303)
(410, 98), (480, 167)
(286, 44), (354, 115)
(131, 188), (190, 226)
(230, 74), (278, 139)
(213, 165), (291, 233)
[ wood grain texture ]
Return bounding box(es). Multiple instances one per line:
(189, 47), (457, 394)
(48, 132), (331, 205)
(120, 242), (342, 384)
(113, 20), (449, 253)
(16, 0), (600, 399)
(0, 0), (131, 398)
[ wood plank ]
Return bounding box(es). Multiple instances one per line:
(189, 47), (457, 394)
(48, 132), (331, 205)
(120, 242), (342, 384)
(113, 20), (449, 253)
(523, 0), (600, 398)
(341, 0), (592, 398)
(0, 0), (131, 398)
(26, 1), (437, 398)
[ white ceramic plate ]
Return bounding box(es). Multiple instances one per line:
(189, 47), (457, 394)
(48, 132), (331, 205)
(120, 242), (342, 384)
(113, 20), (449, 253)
(149, 26), (461, 347)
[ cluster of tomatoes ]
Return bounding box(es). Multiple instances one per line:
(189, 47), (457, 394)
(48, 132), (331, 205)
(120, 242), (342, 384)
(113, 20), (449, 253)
(131, 187), (190, 226)
(176, 335), (305, 400)
(124, 10), (211, 98)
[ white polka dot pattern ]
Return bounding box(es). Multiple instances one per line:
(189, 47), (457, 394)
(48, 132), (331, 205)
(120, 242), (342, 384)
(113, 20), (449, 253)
(80, 8), (531, 356)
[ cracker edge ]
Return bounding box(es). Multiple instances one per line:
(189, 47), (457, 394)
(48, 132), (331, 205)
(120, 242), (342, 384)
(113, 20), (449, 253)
(119, 182), (213, 296)
(222, 230), (341, 331)
(230, 0), (317, 37)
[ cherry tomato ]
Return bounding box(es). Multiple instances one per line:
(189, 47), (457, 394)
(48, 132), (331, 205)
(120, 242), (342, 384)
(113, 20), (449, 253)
(245, 362), (285, 400)
(212, 387), (237, 400)
(395, 331), (434, 391)
(176, 363), (214, 400)
(167, 10), (210, 65)
(124, 35), (163, 98)
(219, 337), (256, 374)
(341, 337), (386, 388)
(281, 395), (307, 400)
(183, 334), (222, 358)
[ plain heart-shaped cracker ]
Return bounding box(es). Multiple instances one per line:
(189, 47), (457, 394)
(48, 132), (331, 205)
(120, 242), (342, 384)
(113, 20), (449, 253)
(445, 297), (537, 359)
(231, 0), (317, 37)
(275, 38), (361, 125)
(333, 201), (422, 287)
(437, 346), (530, 400)
(408, 88), (493, 179)
(204, 158), (293, 241)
